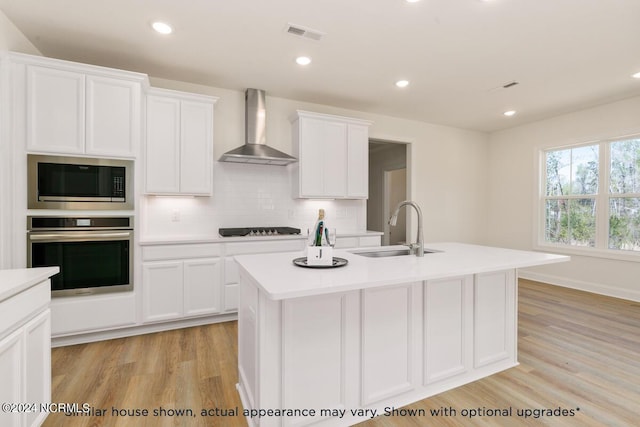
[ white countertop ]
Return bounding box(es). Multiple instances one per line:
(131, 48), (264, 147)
(0, 267), (59, 302)
(234, 242), (570, 300)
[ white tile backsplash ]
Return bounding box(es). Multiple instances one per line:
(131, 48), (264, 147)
(141, 162), (365, 239)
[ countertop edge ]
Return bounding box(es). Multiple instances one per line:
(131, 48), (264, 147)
(0, 267), (59, 302)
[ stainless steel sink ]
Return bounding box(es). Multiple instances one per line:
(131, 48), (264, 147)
(351, 247), (441, 258)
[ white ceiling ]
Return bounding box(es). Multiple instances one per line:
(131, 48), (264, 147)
(2, 0), (640, 132)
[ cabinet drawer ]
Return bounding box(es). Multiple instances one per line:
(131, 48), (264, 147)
(142, 243), (222, 261)
(226, 240), (304, 255)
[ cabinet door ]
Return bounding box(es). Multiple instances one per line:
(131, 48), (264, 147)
(145, 95), (181, 193)
(474, 270), (516, 368)
(299, 117), (347, 198)
(184, 258), (221, 316)
(424, 276), (472, 384)
(0, 330), (22, 427)
(346, 123), (369, 198)
(25, 310), (51, 427)
(26, 65), (85, 154)
(142, 261), (183, 322)
(180, 100), (213, 195)
(85, 76), (140, 157)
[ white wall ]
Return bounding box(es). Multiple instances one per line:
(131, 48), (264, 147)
(144, 77), (490, 243)
(487, 96), (640, 301)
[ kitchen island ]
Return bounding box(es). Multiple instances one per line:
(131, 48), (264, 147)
(234, 243), (568, 427)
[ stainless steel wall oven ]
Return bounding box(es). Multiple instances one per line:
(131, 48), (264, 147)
(27, 217), (133, 297)
(28, 154), (133, 210)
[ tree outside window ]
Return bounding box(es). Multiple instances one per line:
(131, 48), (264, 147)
(542, 137), (640, 254)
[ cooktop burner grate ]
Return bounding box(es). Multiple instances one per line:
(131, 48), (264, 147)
(218, 227), (301, 237)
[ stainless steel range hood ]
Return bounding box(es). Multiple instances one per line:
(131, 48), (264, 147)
(219, 88), (297, 166)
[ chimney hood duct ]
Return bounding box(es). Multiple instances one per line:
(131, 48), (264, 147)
(219, 88), (297, 166)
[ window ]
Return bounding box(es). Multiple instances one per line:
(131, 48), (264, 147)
(540, 136), (640, 257)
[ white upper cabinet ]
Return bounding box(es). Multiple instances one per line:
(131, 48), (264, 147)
(85, 75), (141, 157)
(22, 56), (144, 158)
(26, 66), (85, 154)
(291, 110), (372, 199)
(145, 88), (217, 195)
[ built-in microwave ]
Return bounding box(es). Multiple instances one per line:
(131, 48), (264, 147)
(28, 154), (133, 210)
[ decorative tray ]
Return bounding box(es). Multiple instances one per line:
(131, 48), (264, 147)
(292, 257), (348, 269)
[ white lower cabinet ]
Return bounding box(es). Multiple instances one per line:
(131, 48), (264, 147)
(183, 259), (222, 316)
(142, 243), (223, 323)
(238, 269), (517, 426)
(0, 277), (52, 427)
(474, 270), (517, 368)
(142, 258), (222, 322)
(424, 276), (473, 384)
(0, 330), (22, 427)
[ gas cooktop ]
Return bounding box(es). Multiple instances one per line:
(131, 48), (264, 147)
(218, 227), (301, 237)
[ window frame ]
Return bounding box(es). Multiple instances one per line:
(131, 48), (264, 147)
(535, 134), (640, 262)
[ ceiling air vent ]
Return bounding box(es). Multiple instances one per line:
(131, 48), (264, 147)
(285, 23), (325, 41)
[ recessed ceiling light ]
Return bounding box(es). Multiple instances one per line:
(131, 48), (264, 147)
(296, 56), (312, 66)
(395, 80), (410, 88)
(503, 110), (517, 117)
(152, 21), (173, 35)
(405, 0), (421, 3)
(632, 71), (640, 79)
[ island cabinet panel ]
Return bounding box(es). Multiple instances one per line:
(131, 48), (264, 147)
(282, 293), (351, 425)
(238, 272), (259, 410)
(474, 270), (517, 368)
(361, 283), (421, 405)
(424, 276), (473, 384)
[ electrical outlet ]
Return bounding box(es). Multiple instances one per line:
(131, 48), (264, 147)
(171, 210), (180, 222)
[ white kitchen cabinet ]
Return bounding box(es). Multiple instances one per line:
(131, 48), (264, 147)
(183, 259), (222, 316)
(291, 110), (372, 199)
(0, 268), (56, 427)
(85, 75), (141, 157)
(145, 88), (217, 195)
(142, 261), (183, 322)
(142, 244), (223, 323)
(26, 66), (85, 154)
(24, 311), (51, 427)
(24, 59), (143, 158)
(474, 270), (517, 368)
(424, 275), (472, 384)
(0, 330), (22, 427)
(0, 313), (52, 427)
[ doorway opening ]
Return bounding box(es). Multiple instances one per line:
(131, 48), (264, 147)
(367, 139), (409, 246)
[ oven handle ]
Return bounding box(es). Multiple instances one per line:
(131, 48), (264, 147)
(29, 232), (132, 241)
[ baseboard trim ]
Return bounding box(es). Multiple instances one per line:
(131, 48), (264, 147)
(518, 271), (640, 302)
(52, 312), (238, 347)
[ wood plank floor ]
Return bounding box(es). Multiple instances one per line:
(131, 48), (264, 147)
(43, 280), (640, 427)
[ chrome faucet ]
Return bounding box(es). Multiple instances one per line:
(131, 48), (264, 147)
(388, 200), (424, 257)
